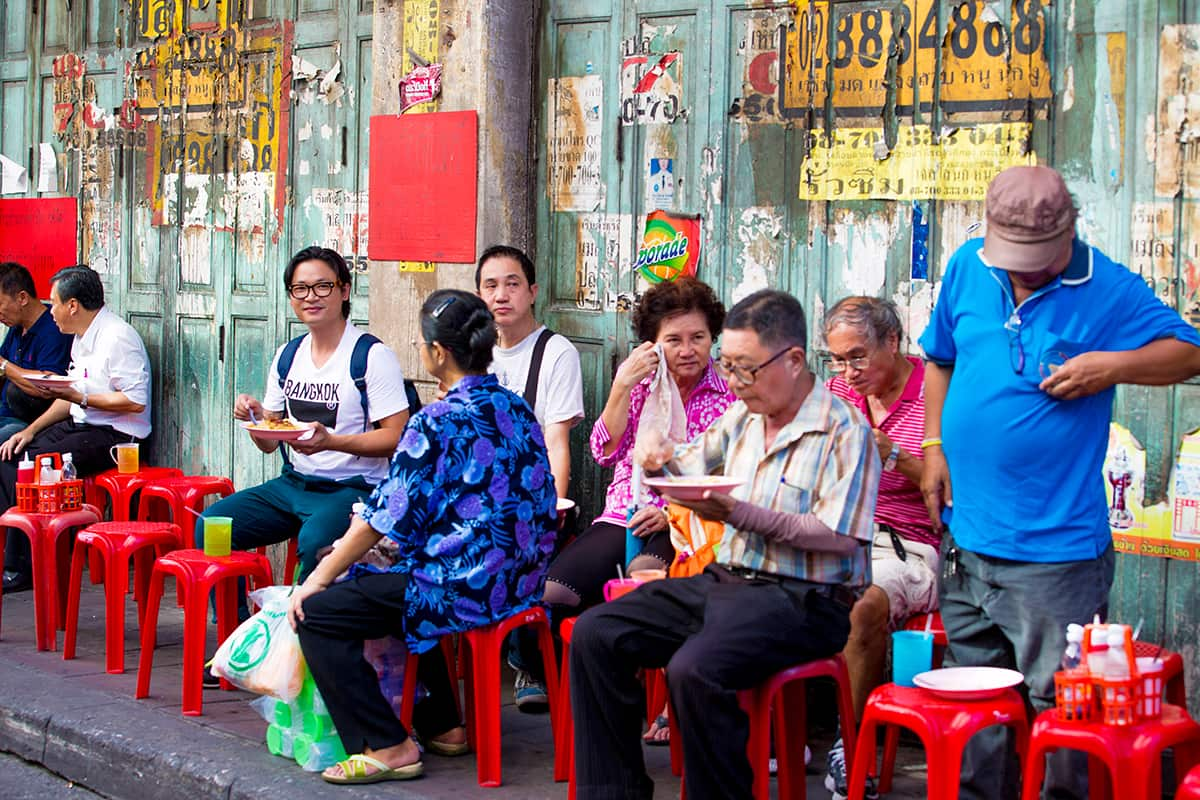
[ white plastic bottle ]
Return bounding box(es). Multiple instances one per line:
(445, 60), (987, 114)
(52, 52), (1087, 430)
(60, 453), (77, 482)
(39, 456), (56, 484)
(1087, 623), (1108, 676)
(1105, 628), (1131, 680)
(1061, 623), (1084, 671)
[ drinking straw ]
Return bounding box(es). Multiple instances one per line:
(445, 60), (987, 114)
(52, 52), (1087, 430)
(616, 563), (625, 581)
(184, 505), (202, 517)
(1132, 617), (1144, 641)
(923, 613), (934, 639)
(1152, 643), (1164, 663)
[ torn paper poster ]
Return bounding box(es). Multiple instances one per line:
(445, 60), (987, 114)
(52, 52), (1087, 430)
(635, 210), (701, 284)
(621, 52), (683, 125)
(293, 55), (320, 81)
(0, 155), (28, 195)
(646, 158), (675, 210)
(37, 144), (58, 194)
(547, 75), (605, 212)
(576, 213), (632, 311)
(400, 63), (443, 112)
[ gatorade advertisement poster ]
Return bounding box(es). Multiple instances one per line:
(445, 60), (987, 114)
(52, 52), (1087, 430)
(634, 210), (701, 284)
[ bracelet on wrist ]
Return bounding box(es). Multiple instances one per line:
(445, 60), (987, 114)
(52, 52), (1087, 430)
(920, 438), (943, 449)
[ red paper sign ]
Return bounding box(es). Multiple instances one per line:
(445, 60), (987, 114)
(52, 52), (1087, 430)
(0, 198), (79, 299)
(400, 63), (443, 112)
(368, 111), (477, 264)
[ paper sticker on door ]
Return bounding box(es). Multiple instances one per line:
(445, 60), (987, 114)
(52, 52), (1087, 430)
(621, 52), (683, 126)
(646, 158), (676, 210)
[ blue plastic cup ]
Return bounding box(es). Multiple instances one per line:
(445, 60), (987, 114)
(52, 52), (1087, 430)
(892, 630), (934, 687)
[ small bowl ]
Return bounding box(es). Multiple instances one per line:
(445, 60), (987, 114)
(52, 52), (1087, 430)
(629, 568), (667, 582)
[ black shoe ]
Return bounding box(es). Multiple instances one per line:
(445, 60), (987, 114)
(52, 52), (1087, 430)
(202, 666), (221, 689)
(2, 570), (31, 593)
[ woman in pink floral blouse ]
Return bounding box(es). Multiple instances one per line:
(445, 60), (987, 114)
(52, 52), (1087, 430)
(508, 278), (736, 720)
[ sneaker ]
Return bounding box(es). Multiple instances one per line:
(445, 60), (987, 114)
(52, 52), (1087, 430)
(513, 668), (549, 713)
(202, 665), (221, 689)
(824, 737), (878, 800)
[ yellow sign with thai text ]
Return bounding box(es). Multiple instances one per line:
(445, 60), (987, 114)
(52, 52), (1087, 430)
(398, 0), (441, 273)
(797, 123), (1035, 201)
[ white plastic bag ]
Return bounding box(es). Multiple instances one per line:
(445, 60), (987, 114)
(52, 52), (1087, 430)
(211, 585), (306, 701)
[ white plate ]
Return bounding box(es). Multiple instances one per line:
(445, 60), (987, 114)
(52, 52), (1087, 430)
(556, 497), (576, 513)
(26, 374), (77, 388)
(644, 475), (745, 501)
(913, 666), (1025, 700)
(241, 421), (314, 441)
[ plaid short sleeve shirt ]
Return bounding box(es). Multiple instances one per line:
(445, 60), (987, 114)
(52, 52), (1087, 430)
(669, 381), (879, 587)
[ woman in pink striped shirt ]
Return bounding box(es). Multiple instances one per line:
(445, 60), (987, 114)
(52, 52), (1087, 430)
(821, 296), (940, 800)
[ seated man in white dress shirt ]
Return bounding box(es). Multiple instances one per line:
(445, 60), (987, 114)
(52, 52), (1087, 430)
(0, 265), (151, 592)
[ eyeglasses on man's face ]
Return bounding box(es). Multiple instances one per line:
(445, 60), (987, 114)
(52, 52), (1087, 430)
(715, 347), (793, 385)
(287, 280), (339, 300)
(823, 353), (873, 373)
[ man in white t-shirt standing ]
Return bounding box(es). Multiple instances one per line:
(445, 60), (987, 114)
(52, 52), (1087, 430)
(198, 247), (409, 644)
(476, 244), (584, 711)
(476, 245), (583, 498)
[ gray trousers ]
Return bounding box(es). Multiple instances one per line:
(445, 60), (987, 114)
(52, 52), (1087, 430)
(939, 532), (1114, 800)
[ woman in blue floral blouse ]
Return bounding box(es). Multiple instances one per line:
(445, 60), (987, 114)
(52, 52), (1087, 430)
(287, 289), (557, 785)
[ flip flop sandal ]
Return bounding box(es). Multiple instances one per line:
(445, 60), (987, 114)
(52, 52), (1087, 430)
(322, 753), (424, 784)
(642, 714), (670, 747)
(425, 738), (470, 757)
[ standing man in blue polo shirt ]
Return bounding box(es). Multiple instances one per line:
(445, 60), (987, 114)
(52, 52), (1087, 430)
(0, 263), (73, 444)
(919, 165), (1200, 800)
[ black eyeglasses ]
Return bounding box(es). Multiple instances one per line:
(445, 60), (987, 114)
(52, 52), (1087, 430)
(1005, 313), (1025, 374)
(715, 347), (793, 385)
(430, 295), (458, 318)
(287, 281), (339, 300)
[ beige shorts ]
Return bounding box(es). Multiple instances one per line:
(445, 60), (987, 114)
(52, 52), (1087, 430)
(871, 526), (940, 628)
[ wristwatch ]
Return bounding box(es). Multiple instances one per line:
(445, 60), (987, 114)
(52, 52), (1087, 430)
(79, 387), (88, 409)
(884, 442), (900, 471)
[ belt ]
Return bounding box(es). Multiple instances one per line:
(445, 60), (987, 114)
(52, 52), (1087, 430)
(719, 565), (861, 608)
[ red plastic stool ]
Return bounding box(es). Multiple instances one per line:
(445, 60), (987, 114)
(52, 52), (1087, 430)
(1022, 704), (1200, 800)
(0, 504), (102, 651)
(256, 538), (300, 587)
(397, 636), (462, 730)
(134, 548), (273, 716)
(62, 521), (183, 673)
(554, 617), (577, 787)
(849, 683), (1028, 800)
(671, 654), (856, 800)
(448, 606), (560, 787)
(92, 466), (183, 521)
(136, 476), (235, 547)
(1178, 763), (1200, 799)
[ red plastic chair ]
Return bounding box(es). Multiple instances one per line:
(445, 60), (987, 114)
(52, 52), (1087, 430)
(0, 504), (102, 651)
(92, 466), (183, 521)
(1022, 704), (1200, 800)
(1178, 763), (1200, 799)
(398, 606), (560, 787)
(554, 617), (578, 787)
(62, 521), (182, 673)
(671, 655), (856, 800)
(134, 549), (273, 716)
(848, 683), (1028, 800)
(136, 475), (235, 547)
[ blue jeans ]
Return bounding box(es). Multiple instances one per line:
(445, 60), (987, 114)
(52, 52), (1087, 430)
(940, 532), (1115, 800)
(196, 466), (372, 618)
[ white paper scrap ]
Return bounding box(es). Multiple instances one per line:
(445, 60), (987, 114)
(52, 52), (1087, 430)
(37, 144), (58, 193)
(0, 154), (28, 195)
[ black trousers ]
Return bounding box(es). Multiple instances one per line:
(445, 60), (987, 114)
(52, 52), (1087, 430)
(297, 571), (461, 755)
(2, 420), (135, 574)
(570, 565), (853, 800)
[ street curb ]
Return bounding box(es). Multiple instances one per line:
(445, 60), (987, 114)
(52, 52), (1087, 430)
(0, 656), (426, 799)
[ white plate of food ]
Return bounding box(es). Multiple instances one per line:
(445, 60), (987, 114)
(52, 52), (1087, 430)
(26, 374), (77, 389)
(241, 419), (314, 441)
(912, 667), (1025, 700)
(644, 475), (745, 501)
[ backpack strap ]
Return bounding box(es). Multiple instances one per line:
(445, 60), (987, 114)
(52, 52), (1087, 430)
(522, 328), (556, 413)
(350, 333), (381, 432)
(274, 334), (307, 467)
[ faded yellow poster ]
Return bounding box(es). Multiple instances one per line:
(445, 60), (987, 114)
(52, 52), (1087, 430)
(798, 122), (1034, 201)
(1107, 423), (1200, 561)
(398, 0), (441, 274)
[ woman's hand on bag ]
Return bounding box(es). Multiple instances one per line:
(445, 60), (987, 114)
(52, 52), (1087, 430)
(628, 505), (669, 538)
(614, 341), (659, 392)
(287, 578), (328, 631)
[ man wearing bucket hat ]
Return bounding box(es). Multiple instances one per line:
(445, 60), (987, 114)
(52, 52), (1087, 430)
(919, 165), (1200, 799)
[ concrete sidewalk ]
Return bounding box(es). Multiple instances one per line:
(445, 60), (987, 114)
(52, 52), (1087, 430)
(0, 581), (929, 799)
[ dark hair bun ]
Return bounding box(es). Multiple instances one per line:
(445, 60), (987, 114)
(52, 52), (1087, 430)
(420, 290), (496, 373)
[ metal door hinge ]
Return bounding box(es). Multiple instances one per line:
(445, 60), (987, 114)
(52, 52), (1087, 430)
(218, 324), (225, 362)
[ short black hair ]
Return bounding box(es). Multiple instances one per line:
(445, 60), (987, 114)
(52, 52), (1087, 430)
(632, 277), (725, 342)
(475, 245), (535, 290)
(285, 246), (353, 318)
(50, 265), (105, 311)
(420, 290), (497, 373)
(0, 262), (35, 299)
(723, 290), (807, 351)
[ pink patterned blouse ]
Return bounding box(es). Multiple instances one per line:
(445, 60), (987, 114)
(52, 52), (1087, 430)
(590, 361), (737, 526)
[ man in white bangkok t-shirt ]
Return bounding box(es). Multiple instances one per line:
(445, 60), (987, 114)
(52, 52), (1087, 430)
(200, 247), (409, 618)
(476, 245), (583, 498)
